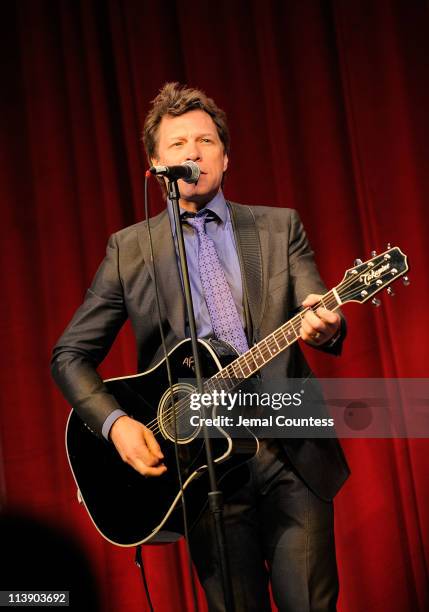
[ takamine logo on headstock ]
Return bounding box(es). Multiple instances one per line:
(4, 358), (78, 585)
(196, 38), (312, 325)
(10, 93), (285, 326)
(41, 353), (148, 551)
(359, 262), (390, 286)
(337, 245), (409, 305)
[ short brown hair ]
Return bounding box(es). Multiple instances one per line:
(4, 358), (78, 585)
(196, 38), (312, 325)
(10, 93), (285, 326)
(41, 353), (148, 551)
(142, 82), (230, 163)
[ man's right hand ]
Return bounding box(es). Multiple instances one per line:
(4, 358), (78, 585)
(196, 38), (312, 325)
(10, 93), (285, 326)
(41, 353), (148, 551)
(109, 415), (167, 477)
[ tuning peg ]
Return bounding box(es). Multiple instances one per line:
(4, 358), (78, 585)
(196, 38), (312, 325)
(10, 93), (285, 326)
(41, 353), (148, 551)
(371, 250), (377, 257)
(402, 276), (410, 286)
(387, 287), (395, 297)
(354, 258), (363, 266)
(372, 297), (381, 307)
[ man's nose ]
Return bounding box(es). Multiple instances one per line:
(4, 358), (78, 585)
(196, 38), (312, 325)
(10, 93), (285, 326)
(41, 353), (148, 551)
(184, 142), (202, 162)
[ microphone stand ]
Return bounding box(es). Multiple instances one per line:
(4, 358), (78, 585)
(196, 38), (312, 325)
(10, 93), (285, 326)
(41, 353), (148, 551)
(168, 179), (235, 612)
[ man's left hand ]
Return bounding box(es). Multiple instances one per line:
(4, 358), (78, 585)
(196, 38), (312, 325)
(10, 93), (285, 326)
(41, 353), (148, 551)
(300, 294), (341, 347)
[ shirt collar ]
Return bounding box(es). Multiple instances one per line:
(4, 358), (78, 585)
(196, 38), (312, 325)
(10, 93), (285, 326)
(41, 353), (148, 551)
(167, 190), (228, 236)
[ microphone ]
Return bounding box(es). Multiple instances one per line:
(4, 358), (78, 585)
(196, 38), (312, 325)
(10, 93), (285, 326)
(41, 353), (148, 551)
(149, 160), (200, 184)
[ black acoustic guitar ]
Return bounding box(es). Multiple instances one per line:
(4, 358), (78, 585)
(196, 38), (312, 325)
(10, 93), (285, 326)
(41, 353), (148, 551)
(66, 247), (408, 546)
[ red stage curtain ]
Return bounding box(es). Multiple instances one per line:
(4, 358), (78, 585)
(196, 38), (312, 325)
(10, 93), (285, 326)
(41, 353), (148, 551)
(1, 1), (428, 610)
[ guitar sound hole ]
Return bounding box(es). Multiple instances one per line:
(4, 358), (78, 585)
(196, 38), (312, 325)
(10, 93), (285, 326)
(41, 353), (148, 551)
(158, 383), (201, 444)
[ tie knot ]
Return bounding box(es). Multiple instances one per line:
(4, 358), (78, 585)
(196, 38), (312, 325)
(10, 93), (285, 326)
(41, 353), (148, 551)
(183, 209), (217, 233)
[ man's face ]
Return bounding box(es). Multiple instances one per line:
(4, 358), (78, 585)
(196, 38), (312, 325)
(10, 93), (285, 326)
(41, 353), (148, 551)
(152, 109), (228, 208)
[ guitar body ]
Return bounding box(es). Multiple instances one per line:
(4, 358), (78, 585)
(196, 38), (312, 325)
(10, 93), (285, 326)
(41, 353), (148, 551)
(66, 338), (259, 547)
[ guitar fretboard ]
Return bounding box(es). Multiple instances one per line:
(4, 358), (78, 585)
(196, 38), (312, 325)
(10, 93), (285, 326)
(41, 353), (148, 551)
(204, 289), (340, 394)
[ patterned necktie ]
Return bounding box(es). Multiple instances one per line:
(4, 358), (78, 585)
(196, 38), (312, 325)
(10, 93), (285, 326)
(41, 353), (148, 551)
(185, 211), (249, 355)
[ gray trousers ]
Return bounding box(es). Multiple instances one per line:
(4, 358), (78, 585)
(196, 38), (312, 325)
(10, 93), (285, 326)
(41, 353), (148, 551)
(189, 441), (338, 612)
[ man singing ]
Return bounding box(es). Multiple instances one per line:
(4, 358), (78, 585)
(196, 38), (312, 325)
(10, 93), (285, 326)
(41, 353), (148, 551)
(52, 82), (349, 611)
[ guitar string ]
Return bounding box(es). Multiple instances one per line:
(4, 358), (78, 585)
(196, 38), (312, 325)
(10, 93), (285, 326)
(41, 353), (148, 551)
(143, 266), (400, 438)
(146, 267), (400, 438)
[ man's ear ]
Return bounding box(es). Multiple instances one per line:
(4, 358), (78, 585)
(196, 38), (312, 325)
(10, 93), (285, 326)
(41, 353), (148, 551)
(223, 154), (229, 172)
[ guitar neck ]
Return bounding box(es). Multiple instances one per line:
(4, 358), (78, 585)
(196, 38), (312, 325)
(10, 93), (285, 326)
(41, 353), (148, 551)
(202, 245), (408, 395)
(204, 289), (341, 395)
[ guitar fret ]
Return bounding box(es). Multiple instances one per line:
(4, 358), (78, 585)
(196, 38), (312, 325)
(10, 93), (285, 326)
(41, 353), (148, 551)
(232, 360), (245, 378)
(275, 329), (287, 348)
(261, 342), (270, 359)
(224, 364), (236, 380)
(266, 337), (275, 355)
(238, 356), (252, 377)
(272, 333), (281, 351)
(213, 369), (234, 391)
(213, 378), (225, 395)
(205, 379), (215, 393)
(223, 377), (236, 392)
(213, 378), (223, 393)
(278, 327), (289, 345)
(256, 341), (265, 358)
(216, 366), (229, 379)
(245, 351), (258, 372)
(292, 317), (302, 336)
(270, 336), (280, 351)
(264, 338), (275, 357)
(252, 345), (265, 367)
(283, 323), (297, 341)
(277, 337), (286, 351)
(247, 353), (256, 371)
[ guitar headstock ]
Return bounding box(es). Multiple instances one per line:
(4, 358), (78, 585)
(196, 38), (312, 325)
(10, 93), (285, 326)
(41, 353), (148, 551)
(337, 247), (409, 305)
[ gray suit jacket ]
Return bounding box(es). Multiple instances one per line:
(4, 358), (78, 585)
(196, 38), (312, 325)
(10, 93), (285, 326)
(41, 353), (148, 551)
(51, 202), (350, 500)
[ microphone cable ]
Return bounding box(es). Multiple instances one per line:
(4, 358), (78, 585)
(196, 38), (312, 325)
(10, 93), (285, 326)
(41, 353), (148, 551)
(138, 173), (200, 612)
(135, 544), (154, 612)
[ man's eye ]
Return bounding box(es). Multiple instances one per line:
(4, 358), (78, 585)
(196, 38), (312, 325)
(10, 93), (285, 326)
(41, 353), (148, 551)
(171, 142), (183, 147)
(201, 138), (212, 143)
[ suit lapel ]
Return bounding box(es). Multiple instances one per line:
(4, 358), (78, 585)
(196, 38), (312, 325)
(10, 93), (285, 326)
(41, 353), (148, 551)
(137, 210), (185, 339)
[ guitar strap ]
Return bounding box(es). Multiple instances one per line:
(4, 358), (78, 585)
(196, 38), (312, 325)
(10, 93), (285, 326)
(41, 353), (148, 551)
(228, 202), (264, 345)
